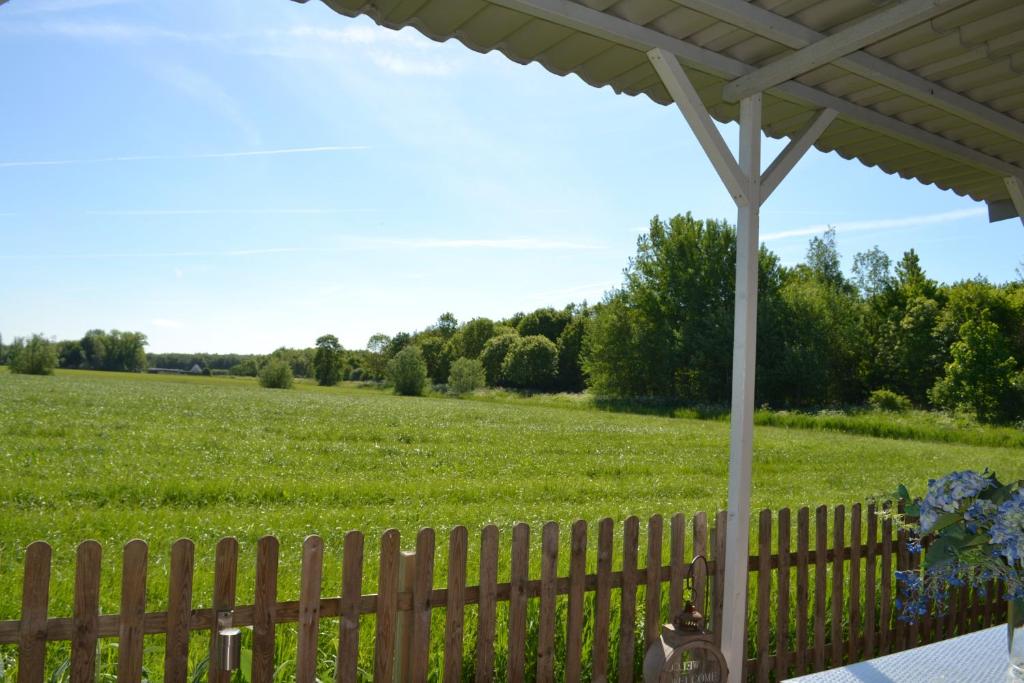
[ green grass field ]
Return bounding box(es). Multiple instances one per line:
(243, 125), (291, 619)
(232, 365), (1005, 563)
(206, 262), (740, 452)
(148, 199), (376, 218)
(1, 369), (1021, 679)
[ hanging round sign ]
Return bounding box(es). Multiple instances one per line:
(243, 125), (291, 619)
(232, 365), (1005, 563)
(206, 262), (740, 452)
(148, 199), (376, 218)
(658, 642), (728, 683)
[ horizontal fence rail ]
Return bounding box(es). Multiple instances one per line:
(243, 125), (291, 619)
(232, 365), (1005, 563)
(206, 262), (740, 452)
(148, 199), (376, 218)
(0, 505), (1006, 682)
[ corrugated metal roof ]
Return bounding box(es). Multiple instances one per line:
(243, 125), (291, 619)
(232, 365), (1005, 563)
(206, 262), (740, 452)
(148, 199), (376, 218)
(314, 0), (1024, 214)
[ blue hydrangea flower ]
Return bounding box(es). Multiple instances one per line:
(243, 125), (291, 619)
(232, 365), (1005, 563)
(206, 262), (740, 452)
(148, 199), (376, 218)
(964, 499), (997, 533)
(990, 491), (1024, 564)
(918, 470), (993, 533)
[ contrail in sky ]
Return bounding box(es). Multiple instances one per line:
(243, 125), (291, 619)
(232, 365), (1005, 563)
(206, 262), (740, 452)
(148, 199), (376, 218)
(0, 145), (370, 168)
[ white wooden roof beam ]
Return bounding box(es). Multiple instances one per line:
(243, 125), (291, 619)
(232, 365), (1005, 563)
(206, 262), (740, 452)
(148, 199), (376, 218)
(761, 108), (838, 202)
(671, 0), (1024, 146)
(1006, 177), (1024, 227)
(648, 48), (750, 206)
(721, 0), (972, 103)
(488, 0), (1023, 179)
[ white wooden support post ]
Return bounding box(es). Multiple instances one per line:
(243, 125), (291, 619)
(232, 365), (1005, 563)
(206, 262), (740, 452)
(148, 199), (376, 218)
(1006, 177), (1024, 227)
(647, 48), (836, 682)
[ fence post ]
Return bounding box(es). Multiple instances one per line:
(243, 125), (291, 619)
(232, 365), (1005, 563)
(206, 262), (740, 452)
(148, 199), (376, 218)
(394, 550), (416, 682)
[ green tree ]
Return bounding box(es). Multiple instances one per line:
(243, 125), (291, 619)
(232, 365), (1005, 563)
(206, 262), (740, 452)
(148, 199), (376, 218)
(852, 246), (893, 298)
(517, 307), (572, 343)
(313, 334), (344, 386)
(479, 333), (519, 387)
(56, 340), (85, 369)
(418, 336), (453, 384)
(431, 312), (458, 339)
(448, 357), (486, 395)
(555, 313), (588, 392)
(930, 312), (1023, 423)
(387, 346), (428, 396)
(258, 358), (294, 389)
(364, 333), (391, 380)
(502, 335), (558, 390)
(449, 318), (497, 359)
(8, 334), (58, 375)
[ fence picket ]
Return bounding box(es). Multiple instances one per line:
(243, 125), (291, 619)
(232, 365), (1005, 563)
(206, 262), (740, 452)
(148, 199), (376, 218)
(336, 531), (364, 683)
(796, 507), (810, 676)
(814, 506), (827, 672)
(374, 529), (401, 682)
(71, 541), (101, 683)
(118, 540), (148, 683)
(208, 537), (238, 683)
(508, 522), (530, 683)
(831, 505), (845, 668)
(564, 520), (587, 682)
(880, 508), (893, 655)
(253, 536), (279, 683)
(592, 518), (613, 682)
(712, 511), (727, 648)
(164, 539), (194, 683)
(296, 536), (324, 683)
(864, 505), (877, 660)
(443, 526), (468, 683)
(536, 522), (559, 683)
(410, 528), (436, 683)
(645, 514), (664, 651)
(756, 510), (772, 683)
(669, 513), (686, 618)
(849, 504), (862, 664)
(692, 513), (708, 626)
(475, 525), (499, 682)
(18, 541), (51, 683)
(618, 516), (640, 683)
(776, 508), (791, 683)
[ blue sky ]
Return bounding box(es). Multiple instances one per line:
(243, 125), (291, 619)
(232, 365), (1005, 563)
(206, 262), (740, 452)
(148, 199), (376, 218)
(1, 0), (1021, 354)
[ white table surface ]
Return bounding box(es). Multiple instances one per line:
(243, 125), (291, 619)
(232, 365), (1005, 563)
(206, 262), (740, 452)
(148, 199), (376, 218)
(783, 625), (1014, 682)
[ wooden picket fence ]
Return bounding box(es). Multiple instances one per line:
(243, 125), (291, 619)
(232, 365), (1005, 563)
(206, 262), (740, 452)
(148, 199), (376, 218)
(0, 504), (1006, 682)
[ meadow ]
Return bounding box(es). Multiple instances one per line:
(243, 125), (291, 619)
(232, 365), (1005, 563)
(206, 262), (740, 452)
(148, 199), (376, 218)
(1, 369), (1022, 679)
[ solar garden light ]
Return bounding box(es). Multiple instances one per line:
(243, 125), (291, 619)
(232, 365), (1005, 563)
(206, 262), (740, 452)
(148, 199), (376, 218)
(216, 610), (242, 672)
(644, 556), (728, 682)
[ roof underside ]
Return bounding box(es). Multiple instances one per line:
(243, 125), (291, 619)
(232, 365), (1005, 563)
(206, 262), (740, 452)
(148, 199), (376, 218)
(316, 0), (1024, 215)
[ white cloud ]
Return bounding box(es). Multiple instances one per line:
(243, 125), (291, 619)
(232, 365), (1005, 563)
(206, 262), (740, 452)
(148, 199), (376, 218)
(151, 63), (262, 146)
(762, 207), (986, 242)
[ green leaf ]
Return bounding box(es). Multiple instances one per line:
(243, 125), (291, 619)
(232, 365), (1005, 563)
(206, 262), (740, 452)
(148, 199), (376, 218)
(931, 513), (962, 533)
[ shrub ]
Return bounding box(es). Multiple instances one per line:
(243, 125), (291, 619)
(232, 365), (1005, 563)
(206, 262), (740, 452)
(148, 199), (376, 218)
(8, 335), (58, 376)
(480, 333), (519, 386)
(349, 368), (363, 381)
(448, 358), (486, 396)
(387, 346), (428, 396)
(868, 388), (911, 413)
(502, 335), (558, 390)
(258, 358), (294, 389)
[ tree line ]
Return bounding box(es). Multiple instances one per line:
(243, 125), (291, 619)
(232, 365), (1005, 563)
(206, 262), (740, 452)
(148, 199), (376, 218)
(4, 212), (1021, 423)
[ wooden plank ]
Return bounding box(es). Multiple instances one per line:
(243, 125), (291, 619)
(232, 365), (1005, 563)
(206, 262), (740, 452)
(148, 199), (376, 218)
(374, 529), (401, 682)
(849, 503), (862, 664)
(118, 540), (148, 683)
(712, 510), (727, 648)
(252, 536), (279, 683)
(831, 505), (845, 668)
(475, 525), (499, 682)
(864, 505), (877, 660)
(813, 506), (827, 672)
(692, 513), (708, 623)
(564, 520), (587, 682)
(164, 539), (195, 683)
(592, 518), (613, 683)
(208, 537), (238, 683)
(775, 508), (791, 683)
(296, 535), (324, 683)
(645, 514), (664, 651)
(336, 531), (364, 683)
(669, 513), (686, 617)
(795, 508), (809, 676)
(880, 508), (893, 655)
(443, 526), (468, 683)
(71, 541), (101, 683)
(18, 541), (51, 683)
(618, 516), (640, 683)
(394, 551), (415, 681)
(410, 528), (436, 683)
(508, 522), (530, 683)
(756, 509), (772, 683)
(536, 522), (559, 683)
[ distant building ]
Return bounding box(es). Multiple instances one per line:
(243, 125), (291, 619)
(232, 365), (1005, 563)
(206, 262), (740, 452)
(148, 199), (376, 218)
(190, 364), (203, 374)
